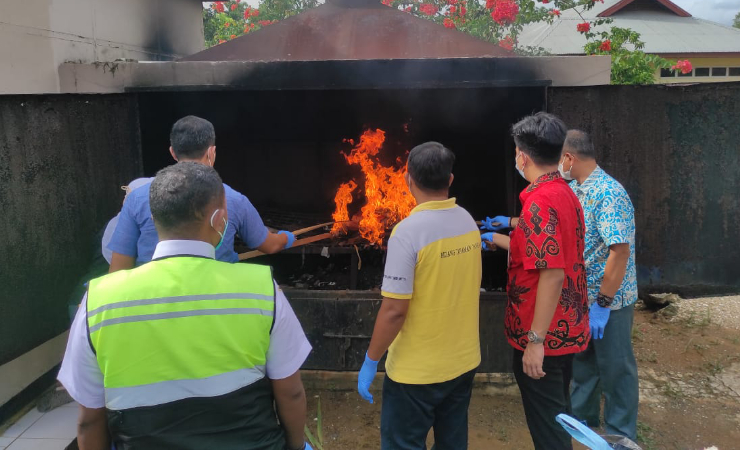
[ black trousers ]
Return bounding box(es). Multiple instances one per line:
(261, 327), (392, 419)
(380, 368), (477, 450)
(512, 349), (574, 450)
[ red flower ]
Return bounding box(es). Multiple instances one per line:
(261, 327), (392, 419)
(251, 9), (259, 17)
(218, 39), (226, 44)
(486, 0), (498, 10)
(499, 36), (515, 51)
(230, 4), (237, 10)
(405, 6), (413, 12)
(230, 34), (236, 39)
(224, 22), (231, 28)
(382, 0), (392, 5)
(244, 8), (251, 19)
(599, 40), (612, 52)
(450, 6), (456, 13)
(460, 5), (467, 15)
(491, 0), (519, 25)
(541, 0), (550, 3)
(443, 18), (456, 28)
(213, 2), (225, 13)
(419, 3), (439, 16)
(671, 60), (693, 74)
(577, 22), (591, 33)
(446, 0), (459, 4)
(550, 9), (561, 16)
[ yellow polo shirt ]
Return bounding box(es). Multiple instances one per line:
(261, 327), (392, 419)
(381, 198), (482, 384)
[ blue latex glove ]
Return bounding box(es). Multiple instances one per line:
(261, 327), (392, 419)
(556, 414), (612, 450)
(305, 443), (313, 450)
(278, 230), (295, 249)
(481, 232), (495, 251)
(480, 215), (510, 231)
(357, 353), (379, 403)
(589, 303), (611, 340)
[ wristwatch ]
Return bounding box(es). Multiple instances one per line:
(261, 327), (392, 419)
(527, 330), (545, 344)
(597, 292), (615, 308)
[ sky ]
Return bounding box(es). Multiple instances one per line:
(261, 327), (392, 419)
(672, 0), (739, 26)
(205, 1), (740, 26)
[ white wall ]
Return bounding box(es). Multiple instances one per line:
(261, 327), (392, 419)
(0, 0), (205, 94)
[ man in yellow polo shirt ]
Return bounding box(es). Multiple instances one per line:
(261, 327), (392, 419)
(357, 141), (482, 450)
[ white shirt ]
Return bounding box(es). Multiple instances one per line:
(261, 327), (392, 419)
(58, 239), (312, 409)
(101, 215), (119, 264)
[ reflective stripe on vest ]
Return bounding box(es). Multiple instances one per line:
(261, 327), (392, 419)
(87, 256), (275, 410)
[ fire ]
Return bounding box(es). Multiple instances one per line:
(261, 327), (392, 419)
(331, 129), (416, 245)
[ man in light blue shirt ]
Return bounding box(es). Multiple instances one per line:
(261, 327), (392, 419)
(558, 130), (639, 441)
(108, 116), (294, 272)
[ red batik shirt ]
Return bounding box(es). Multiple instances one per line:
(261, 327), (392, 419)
(505, 172), (590, 355)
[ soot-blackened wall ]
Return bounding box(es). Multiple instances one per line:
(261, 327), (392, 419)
(0, 95), (142, 366)
(549, 83), (740, 295)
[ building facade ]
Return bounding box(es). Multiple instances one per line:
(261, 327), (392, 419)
(518, 0), (740, 84)
(0, 0), (204, 94)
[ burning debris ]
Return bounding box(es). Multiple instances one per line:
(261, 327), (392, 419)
(331, 129), (416, 246)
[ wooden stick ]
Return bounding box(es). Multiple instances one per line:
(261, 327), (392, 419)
(293, 222), (335, 236)
(239, 232), (334, 261)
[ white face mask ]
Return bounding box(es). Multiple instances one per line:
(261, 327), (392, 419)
(558, 158), (573, 180)
(515, 152), (526, 180)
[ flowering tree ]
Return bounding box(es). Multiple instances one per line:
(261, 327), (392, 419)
(203, 0), (319, 47)
(203, 0), (692, 84)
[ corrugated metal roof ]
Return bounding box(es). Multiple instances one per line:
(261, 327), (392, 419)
(518, 0), (740, 55)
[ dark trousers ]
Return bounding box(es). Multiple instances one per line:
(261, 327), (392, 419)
(571, 305), (639, 440)
(380, 368), (477, 450)
(513, 349), (574, 450)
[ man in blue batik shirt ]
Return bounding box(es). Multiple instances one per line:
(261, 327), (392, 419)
(558, 130), (639, 440)
(108, 116), (294, 272)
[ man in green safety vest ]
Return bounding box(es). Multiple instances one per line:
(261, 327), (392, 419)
(59, 162), (313, 450)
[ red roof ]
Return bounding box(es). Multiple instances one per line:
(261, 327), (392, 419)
(598, 0), (692, 18)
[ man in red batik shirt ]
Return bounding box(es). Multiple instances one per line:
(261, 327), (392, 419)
(481, 112), (589, 450)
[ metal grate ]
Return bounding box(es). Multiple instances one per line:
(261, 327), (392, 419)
(257, 208), (334, 232)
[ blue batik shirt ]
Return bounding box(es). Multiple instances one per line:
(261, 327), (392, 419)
(569, 166), (638, 310)
(108, 181), (269, 264)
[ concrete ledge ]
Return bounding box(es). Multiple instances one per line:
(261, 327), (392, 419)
(60, 56), (610, 94)
(300, 370), (519, 397)
(0, 332), (68, 407)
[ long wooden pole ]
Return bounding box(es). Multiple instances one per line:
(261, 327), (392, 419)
(239, 232), (334, 261)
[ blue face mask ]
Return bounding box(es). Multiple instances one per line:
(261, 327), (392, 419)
(515, 152), (526, 180)
(210, 210), (228, 251)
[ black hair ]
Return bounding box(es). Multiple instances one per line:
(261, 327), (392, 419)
(564, 129), (596, 160)
(407, 142), (455, 191)
(149, 162), (224, 233)
(511, 112), (568, 166)
(169, 116), (216, 160)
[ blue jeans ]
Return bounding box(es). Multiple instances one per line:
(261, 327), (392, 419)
(571, 305), (639, 440)
(380, 368), (477, 450)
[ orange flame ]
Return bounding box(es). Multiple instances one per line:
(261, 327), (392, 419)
(331, 129), (416, 245)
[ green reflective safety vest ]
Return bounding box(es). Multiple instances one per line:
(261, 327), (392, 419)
(87, 256), (284, 449)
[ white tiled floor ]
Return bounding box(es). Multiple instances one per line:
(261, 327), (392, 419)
(0, 404), (77, 450)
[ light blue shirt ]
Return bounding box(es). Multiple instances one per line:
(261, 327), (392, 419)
(570, 167), (638, 310)
(108, 181), (269, 264)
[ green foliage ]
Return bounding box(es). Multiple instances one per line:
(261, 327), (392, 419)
(304, 397), (325, 450)
(203, 0), (319, 48)
(734, 11), (740, 29)
(584, 27), (671, 85)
